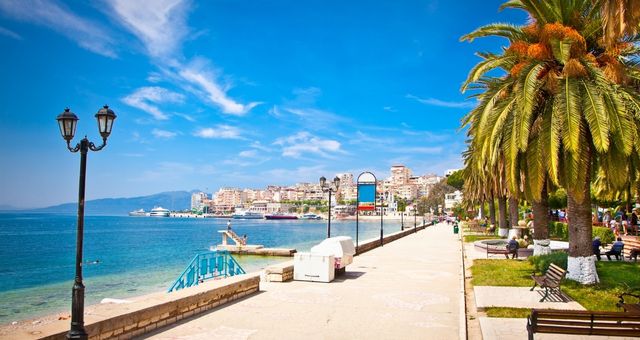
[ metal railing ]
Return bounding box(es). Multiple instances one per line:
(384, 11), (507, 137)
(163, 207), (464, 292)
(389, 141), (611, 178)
(168, 250), (246, 292)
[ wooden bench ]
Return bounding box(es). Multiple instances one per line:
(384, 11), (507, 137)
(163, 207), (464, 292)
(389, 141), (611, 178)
(617, 292), (640, 314)
(527, 309), (640, 339)
(486, 246), (510, 259)
(530, 263), (566, 302)
(621, 236), (640, 261)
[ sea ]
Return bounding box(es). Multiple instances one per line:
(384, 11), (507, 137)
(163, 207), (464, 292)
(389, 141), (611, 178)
(0, 213), (406, 325)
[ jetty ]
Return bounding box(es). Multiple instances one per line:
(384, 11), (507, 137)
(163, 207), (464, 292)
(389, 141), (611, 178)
(212, 229), (296, 257)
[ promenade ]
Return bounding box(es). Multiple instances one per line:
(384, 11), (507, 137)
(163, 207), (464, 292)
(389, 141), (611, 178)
(144, 222), (465, 339)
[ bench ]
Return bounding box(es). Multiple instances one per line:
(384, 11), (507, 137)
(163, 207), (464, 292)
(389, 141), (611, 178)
(621, 236), (640, 261)
(486, 246), (510, 259)
(527, 309), (640, 340)
(530, 263), (566, 302)
(617, 291), (640, 314)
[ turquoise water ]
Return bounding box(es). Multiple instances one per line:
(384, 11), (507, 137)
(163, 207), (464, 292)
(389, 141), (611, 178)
(0, 213), (404, 324)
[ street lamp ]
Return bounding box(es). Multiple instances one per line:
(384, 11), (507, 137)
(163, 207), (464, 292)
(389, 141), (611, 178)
(320, 176), (340, 238)
(414, 205), (417, 233)
(57, 105), (116, 340)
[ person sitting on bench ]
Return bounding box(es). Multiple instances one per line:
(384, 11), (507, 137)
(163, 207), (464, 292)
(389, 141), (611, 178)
(593, 236), (602, 261)
(605, 237), (624, 261)
(507, 235), (519, 259)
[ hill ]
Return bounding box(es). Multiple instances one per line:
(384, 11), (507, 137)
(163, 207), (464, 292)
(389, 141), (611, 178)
(33, 191), (194, 215)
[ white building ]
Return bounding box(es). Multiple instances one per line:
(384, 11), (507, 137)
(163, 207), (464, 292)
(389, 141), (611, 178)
(191, 192), (209, 211)
(444, 190), (463, 211)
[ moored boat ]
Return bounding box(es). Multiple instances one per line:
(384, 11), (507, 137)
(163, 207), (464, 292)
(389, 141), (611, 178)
(128, 209), (146, 217)
(149, 206), (170, 217)
(232, 210), (264, 219)
(300, 213), (322, 220)
(264, 213), (298, 220)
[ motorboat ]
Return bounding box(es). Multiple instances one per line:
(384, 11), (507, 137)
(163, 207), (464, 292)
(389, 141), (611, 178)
(300, 213), (322, 220)
(264, 213), (298, 220)
(232, 210), (264, 219)
(128, 209), (146, 217)
(149, 206), (170, 217)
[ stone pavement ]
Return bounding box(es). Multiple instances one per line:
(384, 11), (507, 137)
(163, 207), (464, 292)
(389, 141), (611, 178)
(144, 222), (465, 340)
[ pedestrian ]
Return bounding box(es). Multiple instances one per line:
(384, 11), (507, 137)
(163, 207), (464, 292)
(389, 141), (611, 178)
(227, 219), (232, 231)
(592, 236), (602, 261)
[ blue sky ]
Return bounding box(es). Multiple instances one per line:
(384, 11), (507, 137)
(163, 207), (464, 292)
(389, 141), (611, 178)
(0, 0), (525, 208)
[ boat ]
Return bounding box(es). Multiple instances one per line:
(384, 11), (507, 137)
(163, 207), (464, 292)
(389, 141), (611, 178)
(232, 210), (264, 219)
(149, 206), (170, 217)
(264, 213), (299, 220)
(300, 213), (322, 220)
(128, 209), (146, 217)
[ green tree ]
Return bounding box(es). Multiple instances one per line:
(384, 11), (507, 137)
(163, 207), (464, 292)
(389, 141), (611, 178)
(446, 170), (465, 190)
(424, 180), (457, 213)
(461, 0), (640, 283)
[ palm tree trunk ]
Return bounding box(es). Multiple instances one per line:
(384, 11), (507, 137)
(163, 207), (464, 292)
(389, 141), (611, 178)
(479, 199), (485, 219)
(489, 194), (497, 226)
(532, 182), (550, 255)
(509, 196), (519, 227)
(498, 195), (508, 237)
(566, 153), (599, 284)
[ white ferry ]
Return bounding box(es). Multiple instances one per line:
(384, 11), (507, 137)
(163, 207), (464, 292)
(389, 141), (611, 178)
(128, 209), (146, 217)
(300, 213), (322, 220)
(149, 206), (170, 217)
(232, 210), (264, 219)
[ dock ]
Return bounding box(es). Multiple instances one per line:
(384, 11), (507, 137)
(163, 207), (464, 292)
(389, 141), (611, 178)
(213, 229), (296, 256)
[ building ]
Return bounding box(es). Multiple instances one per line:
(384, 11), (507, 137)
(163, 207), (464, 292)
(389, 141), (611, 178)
(390, 165), (411, 186)
(191, 192), (209, 212)
(213, 188), (247, 207)
(444, 190), (463, 211)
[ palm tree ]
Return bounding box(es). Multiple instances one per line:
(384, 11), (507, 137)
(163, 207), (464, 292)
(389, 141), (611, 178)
(461, 0), (640, 284)
(601, 0), (640, 47)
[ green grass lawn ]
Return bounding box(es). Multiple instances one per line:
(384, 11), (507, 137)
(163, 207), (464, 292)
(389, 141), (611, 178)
(484, 307), (532, 318)
(470, 259), (640, 311)
(463, 235), (501, 243)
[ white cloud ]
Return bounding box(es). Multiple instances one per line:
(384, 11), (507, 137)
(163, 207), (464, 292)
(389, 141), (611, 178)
(109, 0), (189, 59)
(152, 129), (177, 139)
(274, 132), (343, 158)
(193, 125), (242, 139)
(239, 150), (257, 158)
(383, 106), (397, 112)
(0, 26), (22, 40)
(397, 146), (443, 154)
(406, 94), (476, 109)
(122, 86), (184, 120)
(0, 0), (117, 57)
(178, 59), (261, 115)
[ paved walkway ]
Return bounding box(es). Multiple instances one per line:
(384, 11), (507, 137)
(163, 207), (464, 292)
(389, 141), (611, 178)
(479, 318), (637, 340)
(144, 223), (465, 340)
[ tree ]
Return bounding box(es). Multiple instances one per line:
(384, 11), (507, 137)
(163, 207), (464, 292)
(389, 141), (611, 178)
(461, 0), (640, 283)
(424, 180), (457, 213)
(446, 170), (465, 190)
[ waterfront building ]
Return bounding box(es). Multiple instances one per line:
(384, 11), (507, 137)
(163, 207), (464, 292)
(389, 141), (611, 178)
(444, 190), (463, 212)
(390, 165), (411, 187)
(191, 192), (209, 211)
(213, 187), (247, 207)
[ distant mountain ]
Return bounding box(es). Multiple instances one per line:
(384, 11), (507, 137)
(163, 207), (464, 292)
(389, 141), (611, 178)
(33, 191), (194, 215)
(0, 204), (21, 211)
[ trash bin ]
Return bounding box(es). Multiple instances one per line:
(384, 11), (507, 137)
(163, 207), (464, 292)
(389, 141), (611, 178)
(310, 236), (355, 274)
(453, 223), (459, 234)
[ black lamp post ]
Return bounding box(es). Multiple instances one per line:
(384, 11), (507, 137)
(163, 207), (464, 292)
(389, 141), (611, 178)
(57, 105), (116, 340)
(320, 176), (340, 238)
(414, 205), (417, 233)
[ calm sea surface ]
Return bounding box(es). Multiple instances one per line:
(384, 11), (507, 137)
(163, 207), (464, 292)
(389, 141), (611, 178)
(0, 213), (405, 324)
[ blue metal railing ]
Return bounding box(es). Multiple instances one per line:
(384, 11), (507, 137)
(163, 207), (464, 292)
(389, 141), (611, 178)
(168, 250), (246, 292)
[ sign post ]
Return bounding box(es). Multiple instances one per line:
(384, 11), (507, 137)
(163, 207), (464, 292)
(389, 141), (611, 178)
(356, 172), (377, 252)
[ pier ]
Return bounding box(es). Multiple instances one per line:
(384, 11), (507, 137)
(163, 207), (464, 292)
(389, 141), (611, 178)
(213, 229), (297, 256)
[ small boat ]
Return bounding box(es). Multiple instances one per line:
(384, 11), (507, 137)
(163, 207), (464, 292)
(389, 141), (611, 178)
(264, 213), (298, 220)
(300, 213), (322, 220)
(232, 210), (264, 219)
(128, 209), (146, 217)
(149, 206), (170, 217)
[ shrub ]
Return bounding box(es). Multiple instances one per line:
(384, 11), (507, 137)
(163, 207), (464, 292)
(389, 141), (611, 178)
(592, 226), (615, 245)
(548, 222), (568, 240)
(528, 252), (568, 273)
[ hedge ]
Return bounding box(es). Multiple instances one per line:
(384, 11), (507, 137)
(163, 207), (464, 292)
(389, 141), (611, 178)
(528, 252), (568, 273)
(547, 222), (614, 245)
